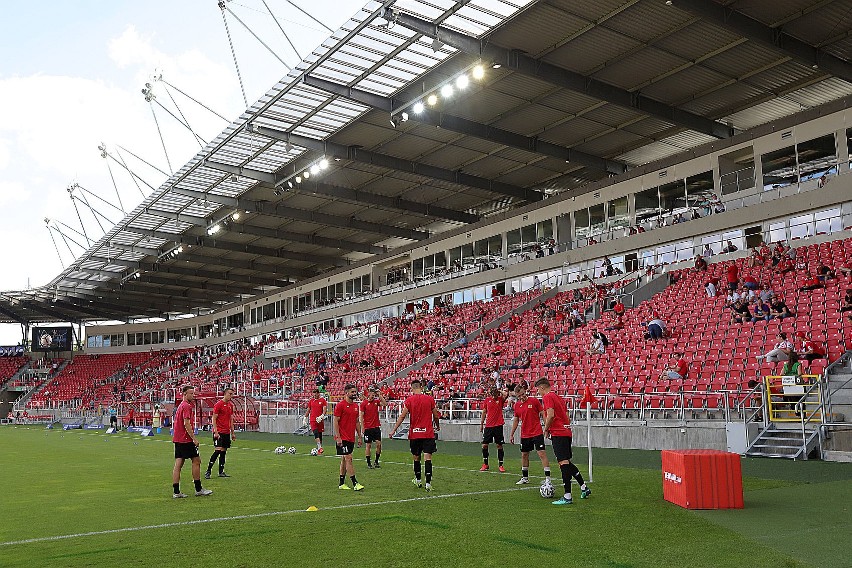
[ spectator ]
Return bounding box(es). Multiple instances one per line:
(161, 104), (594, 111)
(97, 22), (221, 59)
(507, 349), (531, 370)
(702, 244), (714, 257)
(586, 332), (607, 355)
(752, 298), (772, 321)
(799, 273), (824, 292)
(532, 275), (541, 290)
(759, 284), (775, 303)
(661, 353), (689, 380)
(756, 332), (793, 365)
(544, 346), (572, 368)
(841, 289), (852, 313)
(604, 311), (624, 331)
(612, 300), (625, 316)
(742, 274), (759, 290)
(603, 256), (614, 277)
(796, 332), (826, 363)
(730, 298), (753, 324)
(838, 259), (852, 278)
(721, 240), (738, 253)
(770, 297), (795, 319)
(816, 263), (835, 282)
(705, 279), (717, 298)
(779, 351), (803, 416)
(776, 255), (795, 274)
(726, 263), (739, 291)
(693, 255), (708, 272)
(645, 317), (666, 340)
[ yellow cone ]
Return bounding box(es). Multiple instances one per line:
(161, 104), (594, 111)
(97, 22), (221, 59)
(306, 506), (318, 512)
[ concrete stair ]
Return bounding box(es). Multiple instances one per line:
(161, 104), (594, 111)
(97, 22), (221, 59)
(745, 423), (820, 460)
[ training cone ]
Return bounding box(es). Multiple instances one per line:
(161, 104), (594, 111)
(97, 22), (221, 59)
(306, 506), (318, 512)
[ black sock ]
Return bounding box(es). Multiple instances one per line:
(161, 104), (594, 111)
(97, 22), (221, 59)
(497, 447), (505, 465)
(568, 462), (585, 486)
(544, 467), (551, 479)
(375, 452), (380, 464)
(425, 460), (432, 484)
(414, 460), (422, 480)
(194, 479), (202, 492)
(218, 452), (226, 473)
(350, 475), (358, 486)
(207, 450), (219, 470)
(522, 467), (529, 478)
(339, 475), (345, 486)
(173, 483), (180, 494)
(482, 447), (489, 465)
(366, 455), (372, 466)
(559, 463), (572, 496)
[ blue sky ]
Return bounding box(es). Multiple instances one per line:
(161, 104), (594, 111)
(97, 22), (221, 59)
(0, 0), (368, 344)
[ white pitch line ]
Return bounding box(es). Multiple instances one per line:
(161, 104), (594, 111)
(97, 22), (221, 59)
(0, 487), (532, 547)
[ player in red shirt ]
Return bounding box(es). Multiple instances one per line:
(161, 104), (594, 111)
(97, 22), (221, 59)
(333, 384), (364, 491)
(125, 406), (136, 428)
(479, 387), (508, 472)
(206, 388), (235, 479)
(359, 386), (387, 469)
(509, 383), (551, 486)
(305, 389), (328, 454)
(536, 378), (589, 505)
(390, 379), (442, 491)
(171, 385), (212, 498)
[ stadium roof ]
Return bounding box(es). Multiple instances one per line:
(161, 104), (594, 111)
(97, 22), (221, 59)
(2, 0), (851, 324)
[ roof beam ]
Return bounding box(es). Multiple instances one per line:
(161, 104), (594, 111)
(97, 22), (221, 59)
(55, 274), (253, 299)
(304, 75), (627, 175)
(178, 172), (430, 241)
(672, 0), (852, 84)
(388, 9), (734, 140)
(249, 124), (541, 204)
(0, 303), (26, 325)
(201, 161), (479, 225)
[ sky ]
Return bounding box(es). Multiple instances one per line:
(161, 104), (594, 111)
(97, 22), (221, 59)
(0, 0), (369, 345)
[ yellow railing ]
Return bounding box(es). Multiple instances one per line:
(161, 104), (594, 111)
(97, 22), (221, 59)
(764, 375), (822, 423)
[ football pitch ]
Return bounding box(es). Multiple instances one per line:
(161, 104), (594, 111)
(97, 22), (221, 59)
(1, 426), (850, 568)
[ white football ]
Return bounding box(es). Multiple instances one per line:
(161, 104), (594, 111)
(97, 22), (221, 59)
(274, 446), (285, 455)
(540, 482), (554, 499)
(310, 448), (318, 456)
(288, 447), (297, 454)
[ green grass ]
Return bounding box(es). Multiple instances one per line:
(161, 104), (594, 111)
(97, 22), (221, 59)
(0, 426), (850, 567)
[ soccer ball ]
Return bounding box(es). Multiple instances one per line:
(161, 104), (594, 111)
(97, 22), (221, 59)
(539, 482), (555, 499)
(310, 448), (318, 456)
(288, 447), (297, 454)
(274, 446), (286, 455)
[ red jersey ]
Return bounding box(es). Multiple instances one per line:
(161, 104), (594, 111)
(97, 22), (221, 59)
(542, 391), (572, 437)
(513, 397), (543, 439)
(405, 393), (436, 439)
(307, 398), (327, 432)
(483, 396), (506, 428)
(333, 400), (359, 442)
(360, 399), (381, 430)
(726, 265), (738, 283)
(675, 359), (688, 378)
(172, 400), (194, 443)
(803, 340), (826, 356)
(213, 399), (234, 433)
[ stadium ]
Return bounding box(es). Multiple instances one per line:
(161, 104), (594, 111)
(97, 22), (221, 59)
(1, 0), (852, 566)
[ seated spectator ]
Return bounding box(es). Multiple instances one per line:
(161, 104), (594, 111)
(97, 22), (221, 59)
(661, 353), (689, 380)
(507, 349), (531, 370)
(705, 279), (717, 298)
(568, 307), (585, 329)
(693, 255), (708, 272)
(776, 256), (795, 274)
(544, 346), (572, 368)
(748, 247), (765, 268)
(759, 284), (775, 303)
(838, 258), (852, 278)
(672, 213), (685, 224)
(586, 332), (607, 355)
(796, 331), (826, 362)
(841, 289), (852, 313)
(604, 312), (624, 331)
(612, 300), (625, 315)
(644, 317), (666, 340)
(756, 332), (793, 365)
(470, 351), (481, 365)
(799, 273), (824, 292)
(816, 263), (835, 282)
(742, 275), (759, 290)
(730, 299), (753, 324)
(769, 297), (794, 319)
(726, 263), (739, 291)
(721, 240), (738, 253)
(752, 298), (772, 321)
(702, 244), (714, 257)
(726, 288), (744, 305)
(779, 351), (803, 416)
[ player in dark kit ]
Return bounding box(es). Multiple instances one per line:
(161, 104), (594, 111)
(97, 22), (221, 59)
(206, 388), (235, 479)
(359, 386), (387, 469)
(509, 383), (551, 485)
(305, 389), (327, 454)
(479, 387), (508, 472)
(333, 384), (364, 491)
(535, 378), (590, 505)
(172, 385), (212, 498)
(390, 379), (441, 492)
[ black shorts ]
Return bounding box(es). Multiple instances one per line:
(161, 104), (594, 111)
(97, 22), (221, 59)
(551, 435), (573, 461)
(481, 426), (505, 445)
(214, 433), (232, 449)
(174, 442), (199, 460)
(336, 441), (355, 456)
(520, 435), (546, 453)
(409, 438), (437, 456)
(109, 416), (117, 424)
(363, 427), (382, 444)
(312, 430), (323, 440)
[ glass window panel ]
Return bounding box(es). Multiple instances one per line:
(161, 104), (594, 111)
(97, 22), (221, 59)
(588, 204), (606, 235)
(475, 238), (488, 259)
(797, 134), (837, 182)
(462, 243), (475, 268)
(506, 229), (522, 256)
(607, 196), (629, 231)
(413, 257), (424, 278)
(449, 247), (461, 269)
(634, 187), (660, 226)
(685, 171), (715, 214)
(488, 234), (502, 258)
(574, 208), (590, 239)
(521, 223), (537, 245)
(789, 214), (813, 239)
(761, 145), (797, 190)
(474, 287), (486, 301)
(537, 218), (553, 240)
(675, 240), (695, 262)
(434, 252), (446, 271)
(656, 243), (676, 264)
(353, 278), (362, 295)
(659, 180), (687, 217)
(719, 146), (755, 195)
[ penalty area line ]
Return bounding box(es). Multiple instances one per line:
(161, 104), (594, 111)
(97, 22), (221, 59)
(0, 486), (532, 547)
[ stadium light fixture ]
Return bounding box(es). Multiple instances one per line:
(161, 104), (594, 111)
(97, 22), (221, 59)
(413, 101), (425, 114)
(310, 164), (320, 175)
(472, 65), (485, 80)
(456, 74), (469, 89)
(491, 63), (502, 69)
(303, 170), (310, 179)
(295, 175), (302, 184)
(319, 158), (329, 170)
(232, 211), (240, 220)
(427, 94), (438, 106)
(440, 84), (454, 98)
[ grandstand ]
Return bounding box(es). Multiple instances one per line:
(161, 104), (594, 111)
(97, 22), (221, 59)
(1, 0), (851, 466)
